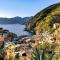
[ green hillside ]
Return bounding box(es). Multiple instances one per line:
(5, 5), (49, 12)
(27, 3), (60, 34)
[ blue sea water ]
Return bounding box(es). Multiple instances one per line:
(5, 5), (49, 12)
(0, 24), (29, 36)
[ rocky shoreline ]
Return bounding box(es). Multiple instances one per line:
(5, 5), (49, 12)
(0, 22), (59, 60)
(4, 23), (60, 60)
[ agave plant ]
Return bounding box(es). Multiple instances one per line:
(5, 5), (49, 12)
(31, 48), (41, 60)
(31, 41), (56, 60)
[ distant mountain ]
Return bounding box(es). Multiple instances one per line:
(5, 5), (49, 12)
(0, 16), (32, 25)
(26, 3), (60, 34)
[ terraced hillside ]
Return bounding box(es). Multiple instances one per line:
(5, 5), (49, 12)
(27, 3), (60, 34)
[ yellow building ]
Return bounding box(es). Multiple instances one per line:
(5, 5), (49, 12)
(5, 42), (15, 60)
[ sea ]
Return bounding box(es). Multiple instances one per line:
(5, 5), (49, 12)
(0, 24), (30, 36)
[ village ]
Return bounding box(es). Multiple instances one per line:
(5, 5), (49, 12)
(0, 23), (60, 60)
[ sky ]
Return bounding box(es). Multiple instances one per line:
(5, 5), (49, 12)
(0, 0), (60, 18)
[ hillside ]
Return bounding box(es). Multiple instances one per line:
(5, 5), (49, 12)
(26, 3), (60, 34)
(0, 16), (32, 25)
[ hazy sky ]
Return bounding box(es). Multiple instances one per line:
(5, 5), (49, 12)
(0, 0), (60, 18)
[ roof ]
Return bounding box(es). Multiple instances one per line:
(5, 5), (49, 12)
(0, 37), (4, 42)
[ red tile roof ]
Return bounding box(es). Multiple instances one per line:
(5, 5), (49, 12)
(0, 37), (4, 42)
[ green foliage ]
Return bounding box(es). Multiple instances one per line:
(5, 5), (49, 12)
(31, 41), (58, 60)
(27, 3), (60, 34)
(31, 48), (41, 60)
(15, 53), (20, 60)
